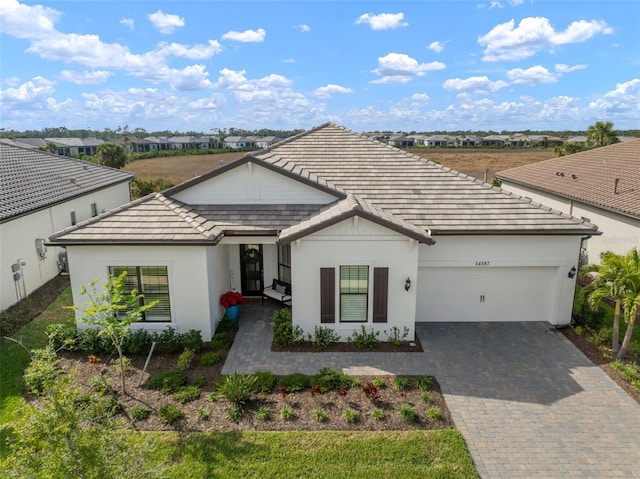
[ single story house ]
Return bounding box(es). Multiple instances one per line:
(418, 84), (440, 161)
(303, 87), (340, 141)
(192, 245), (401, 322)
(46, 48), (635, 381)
(496, 139), (640, 265)
(1, 144), (133, 311)
(48, 124), (598, 342)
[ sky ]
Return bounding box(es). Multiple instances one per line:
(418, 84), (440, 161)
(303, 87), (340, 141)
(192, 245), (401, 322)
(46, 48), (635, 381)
(1, 0), (639, 134)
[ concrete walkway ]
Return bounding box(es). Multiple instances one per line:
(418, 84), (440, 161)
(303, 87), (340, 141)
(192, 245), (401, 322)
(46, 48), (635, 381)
(223, 304), (640, 478)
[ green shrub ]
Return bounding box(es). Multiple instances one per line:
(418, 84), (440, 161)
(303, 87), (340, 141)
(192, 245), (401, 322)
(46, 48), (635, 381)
(177, 348), (197, 370)
(313, 408), (329, 422)
(197, 407), (210, 421)
(0, 312), (16, 337)
(122, 329), (153, 354)
(426, 407), (443, 420)
(211, 332), (232, 350)
(251, 371), (277, 394)
(180, 330), (203, 351)
(371, 409), (385, 421)
(312, 326), (341, 349)
(215, 316), (237, 334)
(194, 376), (207, 388)
(23, 348), (61, 395)
(279, 372), (310, 392)
(154, 328), (182, 353)
(173, 386), (201, 404)
(272, 308), (305, 347)
(398, 404), (419, 423)
(343, 407), (359, 424)
(200, 351), (221, 366)
(311, 367), (358, 392)
(384, 326), (410, 346)
(371, 378), (387, 389)
(280, 406), (295, 420)
(45, 323), (78, 350)
(89, 374), (111, 394)
(159, 404), (184, 425)
(256, 405), (271, 421)
(414, 376), (432, 391)
(147, 370), (187, 393)
(393, 376), (411, 391)
(347, 326), (380, 349)
(77, 328), (115, 355)
(130, 405), (151, 420)
(421, 392), (434, 405)
(85, 394), (120, 423)
(215, 372), (256, 411)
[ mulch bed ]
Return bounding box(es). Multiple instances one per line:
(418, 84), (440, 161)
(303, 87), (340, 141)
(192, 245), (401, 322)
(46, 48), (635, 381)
(272, 336), (423, 352)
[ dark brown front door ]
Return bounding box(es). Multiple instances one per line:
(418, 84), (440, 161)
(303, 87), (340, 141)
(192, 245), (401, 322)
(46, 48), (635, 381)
(240, 244), (263, 296)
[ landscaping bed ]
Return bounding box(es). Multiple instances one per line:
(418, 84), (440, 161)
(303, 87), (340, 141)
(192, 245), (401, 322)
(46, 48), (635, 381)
(57, 348), (452, 432)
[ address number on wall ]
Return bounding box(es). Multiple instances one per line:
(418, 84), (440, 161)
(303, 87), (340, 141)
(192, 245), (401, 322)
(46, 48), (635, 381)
(475, 261), (491, 266)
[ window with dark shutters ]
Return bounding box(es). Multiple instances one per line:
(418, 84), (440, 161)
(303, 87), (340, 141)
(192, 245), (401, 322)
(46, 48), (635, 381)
(320, 267), (335, 323)
(373, 267), (388, 323)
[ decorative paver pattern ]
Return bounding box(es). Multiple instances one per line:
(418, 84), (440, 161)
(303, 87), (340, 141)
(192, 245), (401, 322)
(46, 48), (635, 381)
(224, 306), (640, 478)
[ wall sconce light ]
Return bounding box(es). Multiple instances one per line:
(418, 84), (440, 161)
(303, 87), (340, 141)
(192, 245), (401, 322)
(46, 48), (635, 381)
(568, 266), (577, 279)
(404, 277), (412, 292)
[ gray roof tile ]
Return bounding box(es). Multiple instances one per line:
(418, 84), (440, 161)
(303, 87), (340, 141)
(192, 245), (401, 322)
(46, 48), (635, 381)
(1, 143), (133, 222)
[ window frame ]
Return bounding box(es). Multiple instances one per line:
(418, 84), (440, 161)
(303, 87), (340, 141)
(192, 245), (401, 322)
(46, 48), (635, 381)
(108, 266), (171, 322)
(339, 265), (369, 323)
(90, 202), (98, 217)
(278, 243), (292, 286)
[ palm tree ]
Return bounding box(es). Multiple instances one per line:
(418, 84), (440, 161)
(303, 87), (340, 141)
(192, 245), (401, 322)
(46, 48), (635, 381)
(617, 248), (640, 359)
(586, 121), (619, 147)
(583, 251), (628, 353)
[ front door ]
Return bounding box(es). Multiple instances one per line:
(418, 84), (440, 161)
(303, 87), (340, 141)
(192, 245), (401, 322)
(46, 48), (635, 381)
(240, 244), (263, 296)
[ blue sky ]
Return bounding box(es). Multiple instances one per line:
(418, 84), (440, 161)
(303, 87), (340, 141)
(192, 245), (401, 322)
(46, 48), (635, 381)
(1, 0), (638, 133)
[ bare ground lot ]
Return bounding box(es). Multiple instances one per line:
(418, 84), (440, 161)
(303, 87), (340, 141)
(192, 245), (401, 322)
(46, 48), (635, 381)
(124, 148), (557, 185)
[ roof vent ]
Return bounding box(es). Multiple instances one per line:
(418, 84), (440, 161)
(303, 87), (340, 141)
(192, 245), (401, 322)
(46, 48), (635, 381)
(614, 178), (619, 195)
(571, 174), (578, 180)
(556, 172), (564, 177)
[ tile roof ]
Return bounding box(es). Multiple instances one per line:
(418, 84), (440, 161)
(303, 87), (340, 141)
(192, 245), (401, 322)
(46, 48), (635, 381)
(252, 123), (597, 235)
(49, 123), (598, 245)
(496, 139), (640, 219)
(1, 143), (133, 223)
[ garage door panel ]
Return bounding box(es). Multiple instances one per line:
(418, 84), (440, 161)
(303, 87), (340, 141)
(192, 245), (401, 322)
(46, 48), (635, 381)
(417, 267), (555, 322)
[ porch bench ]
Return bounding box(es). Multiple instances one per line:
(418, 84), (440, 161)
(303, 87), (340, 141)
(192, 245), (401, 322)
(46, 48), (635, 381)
(262, 279), (292, 307)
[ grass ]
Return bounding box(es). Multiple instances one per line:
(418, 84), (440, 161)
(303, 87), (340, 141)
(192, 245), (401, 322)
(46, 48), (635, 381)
(0, 286), (75, 424)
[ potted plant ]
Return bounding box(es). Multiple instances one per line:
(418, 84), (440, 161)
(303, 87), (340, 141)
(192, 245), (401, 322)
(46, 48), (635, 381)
(220, 290), (244, 323)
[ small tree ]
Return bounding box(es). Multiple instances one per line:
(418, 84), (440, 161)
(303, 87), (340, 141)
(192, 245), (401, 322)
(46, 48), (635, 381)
(76, 272), (157, 394)
(586, 121), (619, 147)
(96, 142), (127, 168)
(617, 248), (640, 359)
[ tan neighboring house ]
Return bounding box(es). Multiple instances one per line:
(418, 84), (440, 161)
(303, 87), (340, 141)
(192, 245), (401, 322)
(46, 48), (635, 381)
(0, 144), (133, 311)
(496, 139), (640, 265)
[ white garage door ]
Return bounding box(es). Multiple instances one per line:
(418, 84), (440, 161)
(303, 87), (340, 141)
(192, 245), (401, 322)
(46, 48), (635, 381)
(416, 267), (556, 322)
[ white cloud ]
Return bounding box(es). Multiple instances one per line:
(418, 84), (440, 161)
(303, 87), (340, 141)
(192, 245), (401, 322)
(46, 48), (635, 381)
(120, 18), (134, 30)
(411, 93), (430, 102)
(554, 63), (589, 73)
(443, 76), (509, 94)
(0, 76), (55, 103)
(489, 1), (504, 9)
(148, 10), (185, 34)
(507, 66), (558, 85)
(428, 41), (445, 53)
(221, 28), (266, 43)
(371, 53), (446, 84)
(59, 70), (112, 85)
(170, 64), (212, 91)
(479, 17), (613, 61)
(355, 12), (408, 30)
(282, 58), (295, 64)
(588, 78), (640, 115)
(155, 40), (223, 60)
(0, 0), (60, 39)
(294, 24), (311, 33)
(313, 84), (353, 99)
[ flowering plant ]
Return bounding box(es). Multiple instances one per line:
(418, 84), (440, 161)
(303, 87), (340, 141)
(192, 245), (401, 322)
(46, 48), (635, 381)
(220, 290), (244, 308)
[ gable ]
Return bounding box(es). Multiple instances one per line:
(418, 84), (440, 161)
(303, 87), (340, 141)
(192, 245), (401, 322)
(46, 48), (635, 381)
(171, 161), (338, 205)
(305, 215), (407, 240)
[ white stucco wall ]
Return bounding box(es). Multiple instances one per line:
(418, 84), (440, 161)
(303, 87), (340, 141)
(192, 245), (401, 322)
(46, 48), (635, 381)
(66, 244), (223, 341)
(502, 181), (639, 262)
(418, 235), (582, 325)
(1, 182), (131, 312)
(172, 162), (337, 205)
(290, 217), (420, 341)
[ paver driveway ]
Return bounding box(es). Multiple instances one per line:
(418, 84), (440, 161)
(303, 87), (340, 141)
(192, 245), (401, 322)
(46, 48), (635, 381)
(224, 308), (640, 478)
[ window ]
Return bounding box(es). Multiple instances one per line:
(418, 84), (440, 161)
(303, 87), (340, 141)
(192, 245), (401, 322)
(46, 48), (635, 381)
(108, 266), (171, 322)
(70, 211), (76, 226)
(90, 203), (98, 217)
(278, 243), (291, 284)
(340, 265), (369, 322)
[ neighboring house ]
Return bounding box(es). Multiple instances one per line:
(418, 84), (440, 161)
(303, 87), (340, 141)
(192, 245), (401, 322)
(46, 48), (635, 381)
(0, 144), (133, 312)
(389, 135), (414, 148)
(224, 136), (257, 149)
(45, 137), (104, 156)
(496, 139), (640, 265)
(481, 135), (508, 147)
(48, 124), (597, 342)
(253, 136), (281, 149)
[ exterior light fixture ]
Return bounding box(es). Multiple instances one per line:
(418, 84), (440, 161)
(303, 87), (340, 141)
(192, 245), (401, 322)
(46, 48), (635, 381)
(568, 266), (577, 279)
(404, 277), (412, 291)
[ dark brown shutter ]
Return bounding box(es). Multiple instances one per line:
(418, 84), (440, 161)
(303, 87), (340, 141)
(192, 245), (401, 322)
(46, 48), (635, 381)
(373, 267), (388, 323)
(320, 268), (335, 323)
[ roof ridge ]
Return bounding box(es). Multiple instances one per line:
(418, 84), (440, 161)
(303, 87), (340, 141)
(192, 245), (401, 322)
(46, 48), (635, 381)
(155, 194), (215, 238)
